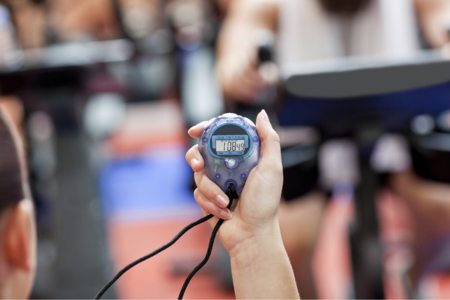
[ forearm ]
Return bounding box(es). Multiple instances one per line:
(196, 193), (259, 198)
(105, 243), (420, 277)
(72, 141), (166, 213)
(216, 0), (278, 98)
(229, 221), (300, 299)
(217, 0), (278, 60)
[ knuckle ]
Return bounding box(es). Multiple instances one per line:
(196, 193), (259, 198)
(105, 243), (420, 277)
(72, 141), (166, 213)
(194, 189), (209, 208)
(193, 189), (201, 202)
(185, 145), (196, 162)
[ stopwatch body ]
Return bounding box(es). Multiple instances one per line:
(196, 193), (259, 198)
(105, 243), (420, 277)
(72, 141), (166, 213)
(198, 113), (260, 196)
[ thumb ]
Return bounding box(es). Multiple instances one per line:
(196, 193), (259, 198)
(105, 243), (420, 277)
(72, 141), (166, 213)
(255, 110), (282, 170)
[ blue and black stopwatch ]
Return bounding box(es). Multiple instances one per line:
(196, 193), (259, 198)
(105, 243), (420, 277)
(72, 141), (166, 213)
(198, 113), (260, 196)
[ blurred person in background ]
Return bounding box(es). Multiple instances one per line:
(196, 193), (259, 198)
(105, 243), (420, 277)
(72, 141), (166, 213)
(0, 108), (36, 299)
(3, 0), (122, 47)
(1, 0), (161, 47)
(217, 0), (449, 102)
(3, 0), (224, 48)
(0, 0), (46, 49)
(216, 0), (450, 297)
(45, 0), (120, 42)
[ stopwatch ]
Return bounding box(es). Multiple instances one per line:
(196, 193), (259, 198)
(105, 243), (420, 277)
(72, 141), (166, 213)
(198, 113), (260, 196)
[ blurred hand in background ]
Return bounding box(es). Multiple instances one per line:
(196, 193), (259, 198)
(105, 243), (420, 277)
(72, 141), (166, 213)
(216, 0), (277, 103)
(217, 0), (450, 103)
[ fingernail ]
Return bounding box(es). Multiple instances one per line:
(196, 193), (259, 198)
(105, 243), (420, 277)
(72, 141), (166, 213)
(220, 209), (232, 220)
(261, 109), (269, 121)
(217, 194), (229, 208)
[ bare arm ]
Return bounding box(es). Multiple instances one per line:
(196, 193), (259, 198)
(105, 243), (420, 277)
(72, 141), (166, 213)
(230, 224), (300, 299)
(415, 0), (450, 48)
(216, 0), (279, 101)
(186, 111), (300, 299)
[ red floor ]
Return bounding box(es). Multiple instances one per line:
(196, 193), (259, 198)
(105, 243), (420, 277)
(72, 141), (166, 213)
(104, 101), (235, 299)
(107, 216), (235, 299)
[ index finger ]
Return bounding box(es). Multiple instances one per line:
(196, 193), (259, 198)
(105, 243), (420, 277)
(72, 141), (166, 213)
(188, 121), (208, 139)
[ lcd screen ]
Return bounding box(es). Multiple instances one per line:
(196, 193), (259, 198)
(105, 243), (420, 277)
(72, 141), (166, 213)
(216, 139), (246, 153)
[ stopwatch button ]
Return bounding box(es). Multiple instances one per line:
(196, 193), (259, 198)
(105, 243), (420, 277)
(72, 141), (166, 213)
(224, 158), (239, 169)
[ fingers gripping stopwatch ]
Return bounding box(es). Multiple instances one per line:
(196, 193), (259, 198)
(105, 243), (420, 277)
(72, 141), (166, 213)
(96, 113), (260, 300)
(198, 113), (260, 196)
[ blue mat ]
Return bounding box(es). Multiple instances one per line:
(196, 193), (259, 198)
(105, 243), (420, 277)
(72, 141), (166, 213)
(99, 146), (197, 220)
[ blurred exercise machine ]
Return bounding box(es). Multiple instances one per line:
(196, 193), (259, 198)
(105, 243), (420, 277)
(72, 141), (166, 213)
(277, 51), (450, 298)
(0, 0), (225, 297)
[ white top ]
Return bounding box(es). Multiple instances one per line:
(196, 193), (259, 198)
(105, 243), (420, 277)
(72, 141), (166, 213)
(276, 0), (421, 72)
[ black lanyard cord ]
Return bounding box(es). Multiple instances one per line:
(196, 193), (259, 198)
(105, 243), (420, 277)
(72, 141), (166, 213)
(94, 213), (213, 299)
(178, 197), (234, 299)
(94, 192), (235, 300)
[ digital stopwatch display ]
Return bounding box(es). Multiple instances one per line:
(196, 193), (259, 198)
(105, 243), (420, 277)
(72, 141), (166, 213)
(213, 135), (248, 155)
(210, 124), (251, 156)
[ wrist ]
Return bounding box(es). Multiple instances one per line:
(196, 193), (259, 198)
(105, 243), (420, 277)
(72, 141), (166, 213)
(227, 219), (300, 300)
(228, 219), (285, 267)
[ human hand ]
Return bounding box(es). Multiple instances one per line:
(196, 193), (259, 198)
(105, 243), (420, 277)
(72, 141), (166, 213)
(217, 47), (268, 103)
(185, 110), (283, 254)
